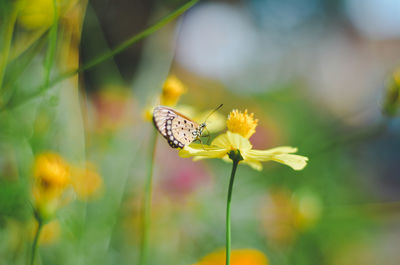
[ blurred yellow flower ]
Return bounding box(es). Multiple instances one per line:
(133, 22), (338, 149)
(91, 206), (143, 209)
(260, 189), (322, 246)
(180, 110), (308, 171)
(160, 75), (186, 107)
(227, 109), (258, 139)
(193, 249), (268, 265)
(70, 162), (103, 200)
(32, 152), (70, 220)
(17, 0), (59, 30)
(383, 68), (400, 116)
(33, 152), (70, 199)
(294, 191), (322, 229)
(394, 68), (400, 85)
(143, 107), (154, 122)
(143, 75), (187, 121)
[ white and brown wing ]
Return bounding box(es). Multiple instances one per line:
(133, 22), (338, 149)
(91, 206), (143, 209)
(153, 106), (177, 137)
(170, 116), (198, 146)
(152, 106), (199, 148)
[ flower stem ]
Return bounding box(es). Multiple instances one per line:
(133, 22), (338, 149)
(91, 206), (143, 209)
(42, 0), (59, 92)
(139, 129), (158, 265)
(225, 151), (242, 265)
(30, 218), (43, 265)
(0, 3), (18, 107)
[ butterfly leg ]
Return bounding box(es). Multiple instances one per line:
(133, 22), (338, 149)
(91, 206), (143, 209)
(204, 127), (211, 145)
(195, 137), (208, 151)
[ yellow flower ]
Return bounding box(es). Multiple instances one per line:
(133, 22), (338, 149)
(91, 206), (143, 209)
(70, 162), (103, 200)
(192, 249), (268, 265)
(33, 153), (70, 199)
(32, 152), (70, 220)
(383, 68), (400, 116)
(160, 75), (186, 106)
(394, 68), (400, 85)
(260, 189), (322, 246)
(293, 191), (322, 229)
(17, 0), (59, 30)
(142, 75), (187, 121)
(227, 109), (258, 138)
(180, 110), (308, 171)
(143, 106), (154, 122)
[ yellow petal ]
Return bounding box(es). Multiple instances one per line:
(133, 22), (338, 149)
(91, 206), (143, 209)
(242, 159), (263, 171)
(226, 131), (253, 151)
(244, 146), (298, 160)
(272, 154), (308, 171)
(211, 133), (231, 148)
(212, 132), (252, 151)
(179, 143), (227, 159)
(245, 147), (308, 171)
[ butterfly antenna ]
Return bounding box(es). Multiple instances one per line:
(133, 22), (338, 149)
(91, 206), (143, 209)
(204, 104), (223, 123)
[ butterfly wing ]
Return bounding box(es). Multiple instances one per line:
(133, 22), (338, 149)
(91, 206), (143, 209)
(153, 106), (177, 138)
(153, 106), (199, 148)
(170, 116), (198, 146)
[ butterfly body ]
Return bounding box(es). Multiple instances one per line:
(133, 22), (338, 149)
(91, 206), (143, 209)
(153, 106), (204, 149)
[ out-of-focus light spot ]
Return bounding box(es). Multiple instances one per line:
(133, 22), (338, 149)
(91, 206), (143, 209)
(176, 3), (256, 81)
(249, 0), (321, 32)
(345, 0), (400, 39)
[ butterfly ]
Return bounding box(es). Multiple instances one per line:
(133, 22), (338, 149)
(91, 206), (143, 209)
(152, 104), (223, 149)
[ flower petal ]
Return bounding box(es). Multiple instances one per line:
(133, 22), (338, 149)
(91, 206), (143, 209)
(244, 146), (298, 160)
(242, 159), (263, 171)
(179, 143), (227, 159)
(245, 147), (308, 170)
(226, 131), (252, 150)
(211, 133), (231, 148)
(272, 154), (308, 170)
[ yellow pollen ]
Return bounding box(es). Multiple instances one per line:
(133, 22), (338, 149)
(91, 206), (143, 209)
(226, 109), (258, 139)
(160, 75), (186, 106)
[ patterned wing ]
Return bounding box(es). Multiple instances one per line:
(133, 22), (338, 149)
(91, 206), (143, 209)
(170, 115), (199, 147)
(152, 106), (199, 149)
(153, 106), (177, 137)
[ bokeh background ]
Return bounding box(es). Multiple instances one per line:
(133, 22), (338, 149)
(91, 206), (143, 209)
(1, 0), (400, 264)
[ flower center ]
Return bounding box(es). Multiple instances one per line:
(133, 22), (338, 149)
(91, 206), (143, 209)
(226, 109), (258, 139)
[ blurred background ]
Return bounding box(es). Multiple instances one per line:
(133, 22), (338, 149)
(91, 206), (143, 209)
(1, 0), (400, 264)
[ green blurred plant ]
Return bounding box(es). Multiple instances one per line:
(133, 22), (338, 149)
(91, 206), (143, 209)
(140, 75), (186, 265)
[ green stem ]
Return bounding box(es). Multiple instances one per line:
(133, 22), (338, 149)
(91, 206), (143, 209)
(42, 0), (59, 91)
(225, 151), (242, 265)
(3, 0), (198, 111)
(50, 0), (198, 86)
(0, 4), (18, 106)
(139, 129), (158, 265)
(30, 219), (43, 265)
